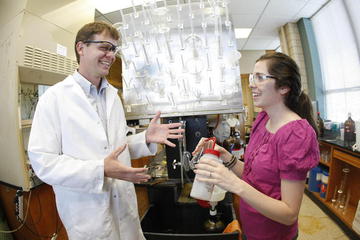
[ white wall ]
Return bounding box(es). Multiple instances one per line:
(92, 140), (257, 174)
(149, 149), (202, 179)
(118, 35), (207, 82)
(239, 50), (266, 74)
(0, 0), (95, 190)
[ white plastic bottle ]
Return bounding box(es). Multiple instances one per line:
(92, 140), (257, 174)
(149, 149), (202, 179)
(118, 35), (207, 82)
(190, 149), (226, 201)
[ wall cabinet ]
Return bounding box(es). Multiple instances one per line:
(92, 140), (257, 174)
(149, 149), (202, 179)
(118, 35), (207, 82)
(307, 140), (360, 237)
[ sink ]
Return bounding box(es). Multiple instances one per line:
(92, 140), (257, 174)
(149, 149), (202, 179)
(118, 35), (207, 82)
(140, 179), (239, 240)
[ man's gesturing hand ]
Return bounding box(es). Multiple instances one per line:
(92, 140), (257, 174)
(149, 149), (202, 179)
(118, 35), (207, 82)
(104, 145), (150, 183)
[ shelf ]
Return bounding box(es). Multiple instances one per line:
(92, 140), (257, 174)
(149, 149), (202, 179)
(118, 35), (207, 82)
(307, 187), (357, 231)
(326, 199), (357, 230)
(333, 149), (360, 168)
(319, 159), (330, 167)
(21, 119), (32, 128)
(308, 189), (326, 203)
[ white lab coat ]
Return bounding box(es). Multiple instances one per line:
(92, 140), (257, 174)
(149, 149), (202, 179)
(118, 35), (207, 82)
(28, 75), (156, 240)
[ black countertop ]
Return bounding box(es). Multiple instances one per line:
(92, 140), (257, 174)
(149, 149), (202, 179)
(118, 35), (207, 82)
(319, 138), (359, 155)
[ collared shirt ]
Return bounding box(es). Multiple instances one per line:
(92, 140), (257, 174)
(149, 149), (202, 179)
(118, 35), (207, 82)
(73, 71), (109, 138)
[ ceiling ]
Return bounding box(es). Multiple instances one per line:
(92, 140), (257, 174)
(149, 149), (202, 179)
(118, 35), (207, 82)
(95, 0), (329, 51)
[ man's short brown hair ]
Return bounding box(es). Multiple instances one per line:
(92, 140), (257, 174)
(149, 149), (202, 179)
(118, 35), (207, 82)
(74, 22), (120, 63)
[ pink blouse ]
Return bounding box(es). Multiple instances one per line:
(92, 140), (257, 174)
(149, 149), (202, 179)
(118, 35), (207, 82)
(240, 111), (319, 240)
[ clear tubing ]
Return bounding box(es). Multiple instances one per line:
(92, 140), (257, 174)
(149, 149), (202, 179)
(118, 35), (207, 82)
(119, 9), (128, 29)
(218, 7), (223, 36)
(200, 0), (204, 8)
(176, 0), (182, 11)
(130, 13), (136, 32)
(142, 5), (149, 25)
(206, 53), (211, 71)
(119, 49), (129, 69)
(132, 40), (139, 57)
(181, 54), (186, 72)
(179, 26), (184, 50)
(177, 3), (184, 50)
(134, 86), (140, 100)
(131, 0), (139, 18)
(214, 8), (223, 59)
(171, 93), (176, 107)
(156, 57), (161, 72)
(120, 28), (129, 48)
(182, 78), (187, 92)
(208, 77), (213, 93)
(224, 0), (233, 47)
(201, 5), (208, 49)
(169, 68), (175, 82)
(164, 0), (172, 22)
(227, 22), (233, 47)
(123, 59), (129, 69)
(154, 34), (161, 53)
(224, 1), (230, 26)
(146, 95), (152, 106)
(203, 26), (208, 48)
(165, 33), (174, 62)
(145, 5), (155, 27)
(220, 65), (224, 82)
(132, 61), (138, 73)
(217, 35), (222, 59)
(217, 15), (223, 59)
(168, 93), (176, 107)
(190, 16), (194, 35)
(123, 78), (128, 88)
(142, 43), (150, 65)
(188, 0), (193, 16)
(188, 0), (194, 35)
(144, 30), (150, 44)
(177, 3), (182, 23)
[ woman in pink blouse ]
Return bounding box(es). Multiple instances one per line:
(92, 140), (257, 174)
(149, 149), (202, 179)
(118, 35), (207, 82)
(193, 52), (320, 240)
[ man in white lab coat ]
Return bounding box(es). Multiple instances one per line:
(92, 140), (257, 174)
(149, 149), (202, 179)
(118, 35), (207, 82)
(28, 22), (183, 240)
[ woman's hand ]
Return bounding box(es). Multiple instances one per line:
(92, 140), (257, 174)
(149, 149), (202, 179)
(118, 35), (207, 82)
(194, 157), (243, 194)
(192, 137), (233, 163)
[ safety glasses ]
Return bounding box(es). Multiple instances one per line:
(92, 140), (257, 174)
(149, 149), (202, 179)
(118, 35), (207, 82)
(83, 40), (120, 54)
(249, 73), (277, 85)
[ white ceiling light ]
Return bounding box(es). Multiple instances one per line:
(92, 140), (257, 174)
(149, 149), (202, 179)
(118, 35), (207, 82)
(234, 28), (252, 39)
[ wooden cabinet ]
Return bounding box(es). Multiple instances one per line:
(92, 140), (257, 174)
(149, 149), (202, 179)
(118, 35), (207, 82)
(131, 156), (151, 219)
(0, 183), (68, 240)
(107, 56), (122, 90)
(307, 140), (360, 237)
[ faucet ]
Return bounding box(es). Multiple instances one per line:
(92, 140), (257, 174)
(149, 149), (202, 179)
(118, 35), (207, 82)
(170, 119), (193, 187)
(178, 120), (186, 187)
(170, 119), (191, 187)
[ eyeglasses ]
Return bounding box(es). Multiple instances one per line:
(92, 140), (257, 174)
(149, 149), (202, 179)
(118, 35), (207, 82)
(248, 73), (277, 85)
(83, 40), (119, 54)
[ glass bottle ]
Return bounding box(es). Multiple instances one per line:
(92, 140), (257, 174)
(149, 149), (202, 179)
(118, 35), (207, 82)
(235, 113), (246, 143)
(344, 113), (355, 147)
(223, 127), (235, 153)
(317, 112), (325, 138)
(231, 131), (244, 160)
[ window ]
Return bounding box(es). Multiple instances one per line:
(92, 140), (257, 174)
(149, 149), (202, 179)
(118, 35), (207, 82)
(312, 0), (360, 122)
